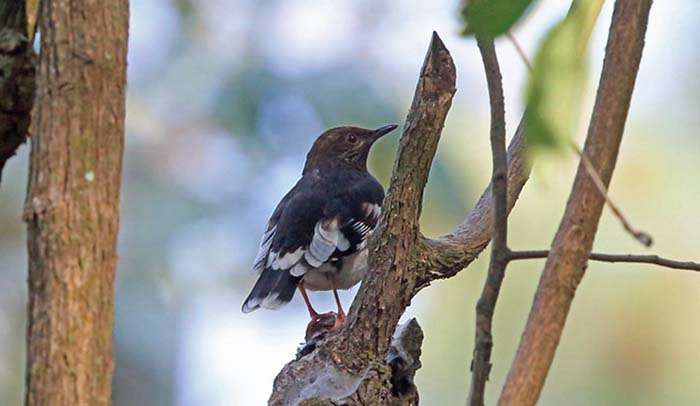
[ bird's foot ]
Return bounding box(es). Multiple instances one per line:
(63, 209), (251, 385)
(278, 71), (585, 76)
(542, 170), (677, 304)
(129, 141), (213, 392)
(331, 310), (346, 332)
(305, 311), (345, 342)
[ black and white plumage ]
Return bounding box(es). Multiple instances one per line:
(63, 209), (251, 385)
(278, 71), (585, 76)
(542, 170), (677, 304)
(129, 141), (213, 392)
(242, 125), (397, 315)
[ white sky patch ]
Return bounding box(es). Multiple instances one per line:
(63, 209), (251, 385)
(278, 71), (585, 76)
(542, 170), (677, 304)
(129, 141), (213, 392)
(259, 0), (359, 77)
(174, 294), (303, 406)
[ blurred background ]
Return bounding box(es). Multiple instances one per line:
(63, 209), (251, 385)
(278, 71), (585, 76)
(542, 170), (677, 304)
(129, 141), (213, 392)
(1, 0), (699, 404)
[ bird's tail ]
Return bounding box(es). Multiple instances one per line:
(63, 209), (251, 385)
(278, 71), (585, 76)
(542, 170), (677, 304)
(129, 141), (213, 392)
(241, 268), (301, 313)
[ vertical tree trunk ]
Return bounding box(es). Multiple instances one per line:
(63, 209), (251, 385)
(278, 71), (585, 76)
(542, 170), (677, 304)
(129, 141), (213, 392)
(23, 1), (129, 404)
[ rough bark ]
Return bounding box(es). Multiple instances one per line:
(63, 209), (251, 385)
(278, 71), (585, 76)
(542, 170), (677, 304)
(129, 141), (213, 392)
(269, 32), (533, 405)
(271, 319), (424, 406)
(342, 31), (457, 361)
(23, 1), (129, 405)
(499, 1), (652, 404)
(0, 0), (37, 183)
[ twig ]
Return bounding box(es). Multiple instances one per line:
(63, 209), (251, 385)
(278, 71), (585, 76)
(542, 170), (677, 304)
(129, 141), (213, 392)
(572, 143), (653, 246)
(507, 30), (653, 248)
(509, 250), (700, 272)
(506, 30), (533, 72)
(468, 38), (508, 406)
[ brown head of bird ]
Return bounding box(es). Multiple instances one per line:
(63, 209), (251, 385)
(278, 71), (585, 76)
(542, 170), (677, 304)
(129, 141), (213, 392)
(303, 124), (398, 174)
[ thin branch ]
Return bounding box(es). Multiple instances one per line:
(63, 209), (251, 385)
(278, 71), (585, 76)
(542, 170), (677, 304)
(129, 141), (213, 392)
(506, 30), (533, 72)
(500, 1), (653, 404)
(510, 250), (700, 272)
(572, 143), (653, 246)
(507, 30), (652, 248)
(468, 38), (509, 406)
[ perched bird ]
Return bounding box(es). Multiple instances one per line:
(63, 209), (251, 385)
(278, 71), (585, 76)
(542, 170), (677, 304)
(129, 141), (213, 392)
(242, 124), (397, 337)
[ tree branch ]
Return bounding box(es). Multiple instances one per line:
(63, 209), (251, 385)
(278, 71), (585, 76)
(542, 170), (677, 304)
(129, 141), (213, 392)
(509, 250), (700, 272)
(500, 1), (653, 404)
(506, 30), (532, 71)
(468, 37), (508, 406)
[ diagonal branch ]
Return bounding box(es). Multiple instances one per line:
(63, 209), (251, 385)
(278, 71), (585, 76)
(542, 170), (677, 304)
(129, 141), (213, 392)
(500, 1), (653, 404)
(468, 37), (509, 406)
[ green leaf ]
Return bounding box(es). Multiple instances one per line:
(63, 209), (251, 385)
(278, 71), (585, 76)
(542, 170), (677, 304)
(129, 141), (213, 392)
(525, 0), (604, 154)
(461, 0), (537, 37)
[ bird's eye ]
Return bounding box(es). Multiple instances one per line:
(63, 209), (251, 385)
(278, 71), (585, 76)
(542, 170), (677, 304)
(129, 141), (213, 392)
(347, 134), (358, 143)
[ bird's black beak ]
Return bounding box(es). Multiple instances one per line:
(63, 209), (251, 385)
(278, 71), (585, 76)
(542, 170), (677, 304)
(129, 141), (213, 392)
(372, 124), (398, 140)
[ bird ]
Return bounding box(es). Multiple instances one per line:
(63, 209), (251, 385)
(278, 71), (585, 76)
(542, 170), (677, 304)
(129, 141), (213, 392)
(242, 124), (397, 338)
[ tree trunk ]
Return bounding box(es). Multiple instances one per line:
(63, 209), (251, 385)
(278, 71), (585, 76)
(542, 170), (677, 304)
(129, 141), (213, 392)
(23, 1), (129, 404)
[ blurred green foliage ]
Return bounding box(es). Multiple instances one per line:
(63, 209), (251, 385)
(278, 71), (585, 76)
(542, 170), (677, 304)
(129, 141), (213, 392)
(525, 0), (603, 154)
(461, 0), (536, 37)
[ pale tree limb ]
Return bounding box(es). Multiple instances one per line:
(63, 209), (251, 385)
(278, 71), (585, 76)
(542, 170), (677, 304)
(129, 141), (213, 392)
(499, 1), (653, 404)
(468, 37), (509, 406)
(509, 250), (700, 272)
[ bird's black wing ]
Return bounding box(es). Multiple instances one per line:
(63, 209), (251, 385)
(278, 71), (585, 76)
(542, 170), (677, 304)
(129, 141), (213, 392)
(242, 171), (383, 313)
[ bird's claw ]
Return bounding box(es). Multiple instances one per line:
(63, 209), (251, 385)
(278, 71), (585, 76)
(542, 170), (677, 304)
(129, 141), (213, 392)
(305, 311), (346, 342)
